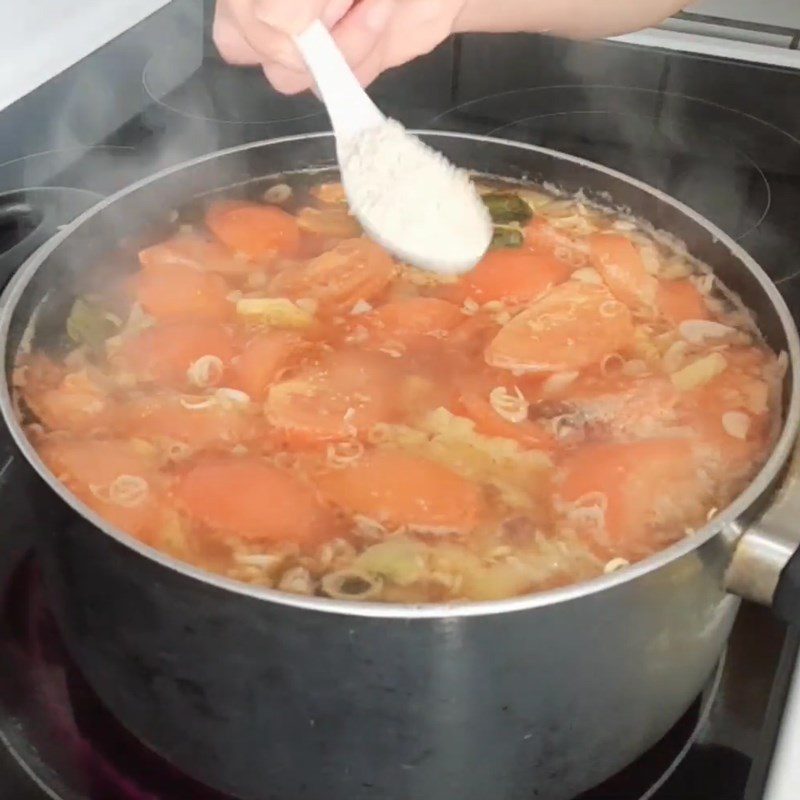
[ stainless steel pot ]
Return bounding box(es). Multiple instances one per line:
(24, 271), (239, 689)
(1, 132), (799, 800)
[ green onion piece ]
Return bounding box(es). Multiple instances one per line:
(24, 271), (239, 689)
(355, 537), (427, 586)
(482, 192), (533, 225)
(490, 226), (524, 250)
(66, 298), (119, 352)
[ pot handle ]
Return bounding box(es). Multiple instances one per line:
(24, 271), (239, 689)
(725, 437), (800, 624)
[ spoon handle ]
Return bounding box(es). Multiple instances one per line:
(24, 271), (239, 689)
(294, 21), (384, 141)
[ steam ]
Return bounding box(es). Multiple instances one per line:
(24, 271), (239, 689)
(443, 35), (765, 246)
(1, 0), (222, 198)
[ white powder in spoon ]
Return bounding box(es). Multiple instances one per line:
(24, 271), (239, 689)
(339, 119), (492, 275)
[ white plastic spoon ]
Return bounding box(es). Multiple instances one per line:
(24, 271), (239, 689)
(293, 21), (492, 275)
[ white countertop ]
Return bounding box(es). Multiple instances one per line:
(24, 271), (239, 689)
(0, 0), (171, 112)
(688, 0), (800, 28)
(614, 0), (800, 69)
(612, 27), (800, 69)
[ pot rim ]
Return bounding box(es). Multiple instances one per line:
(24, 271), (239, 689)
(1, 130), (798, 619)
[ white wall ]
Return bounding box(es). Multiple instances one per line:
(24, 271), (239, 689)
(0, 0), (171, 111)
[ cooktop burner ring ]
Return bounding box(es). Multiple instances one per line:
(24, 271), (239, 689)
(0, 146), (136, 198)
(639, 654), (724, 799)
(428, 83), (800, 277)
(576, 653), (724, 800)
(0, 194), (44, 258)
(142, 50), (325, 127)
(484, 107), (773, 242)
(429, 84), (800, 148)
(0, 186), (103, 289)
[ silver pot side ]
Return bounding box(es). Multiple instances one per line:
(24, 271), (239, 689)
(39, 508), (737, 800)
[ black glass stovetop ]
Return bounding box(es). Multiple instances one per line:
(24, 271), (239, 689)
(1, 4), (800, 798)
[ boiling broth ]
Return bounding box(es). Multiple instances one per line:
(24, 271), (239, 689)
(14, 176), (783, 603)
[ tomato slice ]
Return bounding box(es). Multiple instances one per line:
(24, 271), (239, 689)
(139, 232), (260, 276)
(588, 234), (658, 310)
(117, 322), (235, 387)
(123, 394), (261, 450)
(318, 451), (483, 533)
(265, 350), (398, 444)
(205, 201), (301, 259)
(175, 456), (332, 542)
(39, 439), (164, 537)
(556, 439), (699, 555)
(269, 238), (394, 314)
(523, 218), (564, 253)
(485, 282), (635, 372)
(456, 371), (554, 448)
(229, 330), (309, 400)
(296, 206), (361, 239)
(25, 369), (116, 434)
(677, 346), (772, 461)
(657, 279), (710, 324)
(364, 297), (463, 338)
(446, 314), (501, 361)
(136, 261), (232, 322)
(448, 248), (570, 306)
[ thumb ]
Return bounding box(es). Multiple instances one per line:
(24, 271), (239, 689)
(213, 3), (262, 65)
(330, 0), (396, 73)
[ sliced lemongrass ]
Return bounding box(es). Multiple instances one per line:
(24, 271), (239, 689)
(186, 355), (224, 388)
(721, 411), (750, 440)
(277, 566), (315, 595)
(321, 569), (383, 601)
(263, 183), (292, 204)
(671, 352), (727, 391)
(215, 387), (251, 406)
(489, 386), (529, 424)
(604, 557), (630, 574)
(678, 319), (735, 344)
(542, 371), (579, 396)
(571, 267), (603, 285)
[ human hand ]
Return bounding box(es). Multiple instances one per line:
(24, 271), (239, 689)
(213, 0), (466, 95)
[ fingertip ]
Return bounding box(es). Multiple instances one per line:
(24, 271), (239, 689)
(262, 63), (315, 96)
(328, 0), (393, 74)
